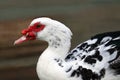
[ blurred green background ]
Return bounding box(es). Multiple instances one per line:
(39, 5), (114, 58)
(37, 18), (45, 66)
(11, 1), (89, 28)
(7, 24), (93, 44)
(0, 0), (120, 80)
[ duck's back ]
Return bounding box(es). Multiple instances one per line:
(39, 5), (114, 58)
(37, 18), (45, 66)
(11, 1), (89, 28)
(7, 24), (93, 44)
(65, 31), (120, 80)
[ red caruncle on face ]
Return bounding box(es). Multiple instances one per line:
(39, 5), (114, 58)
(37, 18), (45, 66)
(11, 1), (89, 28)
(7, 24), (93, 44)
(28, 22), (45, 32)
(21, 22), (45, 40)
(14, 22), (45, 45)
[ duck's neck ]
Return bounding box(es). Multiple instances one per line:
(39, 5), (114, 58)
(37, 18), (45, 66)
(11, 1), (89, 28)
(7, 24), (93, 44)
(37, 37), (71, 80)
(48, 37), (71, 59)
(40, 36), (71, 61)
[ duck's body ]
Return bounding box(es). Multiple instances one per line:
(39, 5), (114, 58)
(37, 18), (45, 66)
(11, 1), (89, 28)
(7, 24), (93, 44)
(14, 17), (120, 80)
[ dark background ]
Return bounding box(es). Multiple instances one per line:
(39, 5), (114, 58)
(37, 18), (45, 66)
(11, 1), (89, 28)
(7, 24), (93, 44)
(0, 0), (120, 80)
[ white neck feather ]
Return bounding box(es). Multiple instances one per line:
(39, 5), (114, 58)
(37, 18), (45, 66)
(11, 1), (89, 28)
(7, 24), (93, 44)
(37, 30), (72, 79)
(47, 36), (71, 59)
(42, 28), (72, 60)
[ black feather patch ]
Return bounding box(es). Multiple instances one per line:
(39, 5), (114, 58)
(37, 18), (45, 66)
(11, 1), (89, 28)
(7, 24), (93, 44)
(70, 66), (105, 80)
(84, 50), (103, 65)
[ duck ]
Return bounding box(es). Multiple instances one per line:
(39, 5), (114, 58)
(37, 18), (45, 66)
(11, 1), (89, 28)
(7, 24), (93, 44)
(14, 17), (120, 80)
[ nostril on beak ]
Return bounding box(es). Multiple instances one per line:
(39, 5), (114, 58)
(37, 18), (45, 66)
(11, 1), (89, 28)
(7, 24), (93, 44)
(29, 32), (36, 37)
(21, 29), (28, 35)
(26, 32), (36, 38)
(25, 32), (36, 40)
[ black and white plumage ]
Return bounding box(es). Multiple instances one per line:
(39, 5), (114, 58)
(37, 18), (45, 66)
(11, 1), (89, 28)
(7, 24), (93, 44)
(14, 17), (120, 80)
(65, 31), (120, 80)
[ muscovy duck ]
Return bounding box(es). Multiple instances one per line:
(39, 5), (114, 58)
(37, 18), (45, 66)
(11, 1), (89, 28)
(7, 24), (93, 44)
(14, 17), (120, 80)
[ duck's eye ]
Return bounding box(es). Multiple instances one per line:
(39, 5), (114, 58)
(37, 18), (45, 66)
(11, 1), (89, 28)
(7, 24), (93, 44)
(36, 25), (41, 28)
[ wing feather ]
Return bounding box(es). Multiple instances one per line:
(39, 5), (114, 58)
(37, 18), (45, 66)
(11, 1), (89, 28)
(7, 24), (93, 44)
(65, 31), (120, 79)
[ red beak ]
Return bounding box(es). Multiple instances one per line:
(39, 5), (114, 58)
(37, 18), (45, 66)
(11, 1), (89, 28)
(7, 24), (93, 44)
(14, 29), (36, 45)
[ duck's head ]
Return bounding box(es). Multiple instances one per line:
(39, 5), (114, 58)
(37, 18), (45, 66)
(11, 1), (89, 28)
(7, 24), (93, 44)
(14, 17), (72, 45)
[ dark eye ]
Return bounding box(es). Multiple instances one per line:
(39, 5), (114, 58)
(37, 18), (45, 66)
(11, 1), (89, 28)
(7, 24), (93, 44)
(36, 25), (41, 28)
